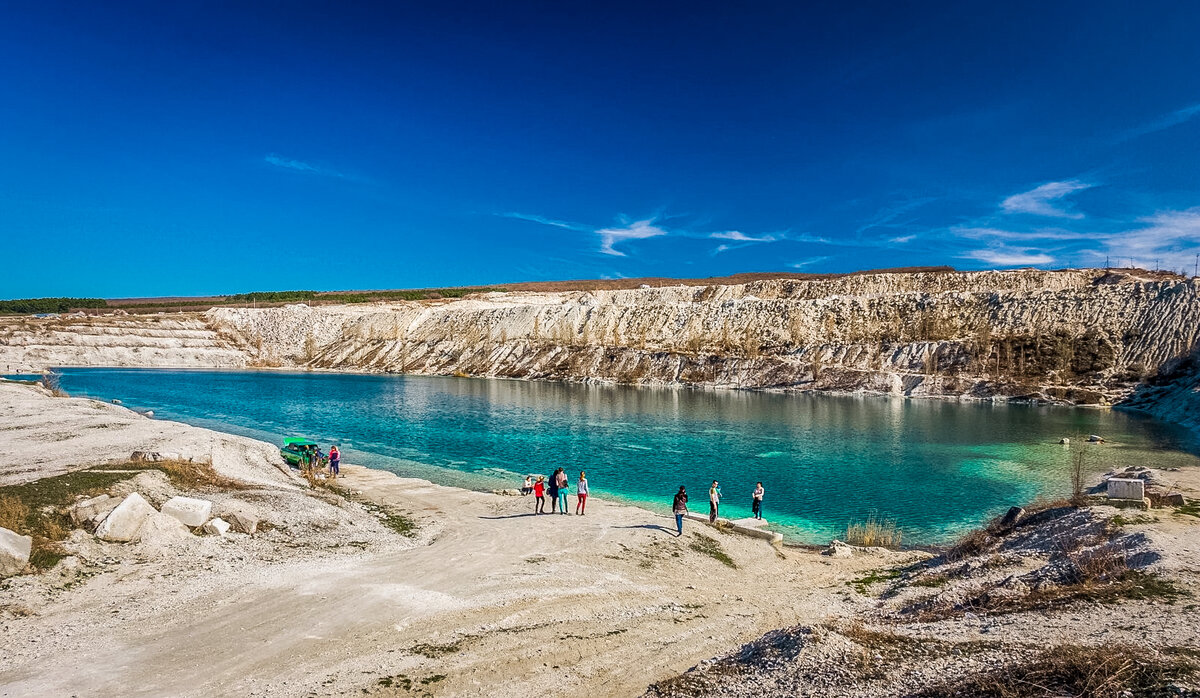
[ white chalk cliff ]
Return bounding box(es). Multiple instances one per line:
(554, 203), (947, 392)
(4, 268), (1200, 426)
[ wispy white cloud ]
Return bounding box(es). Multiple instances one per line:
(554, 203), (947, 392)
(963, 247), (1055, 267)
(788, 256), (832, 269)
(264, 154), (347, 178)
(953, 226), (1091, 242)
(1000, 180), (1092, 219)
(503, 211), (794, 257)
(1095, 208), (1200, 271)
(499, 212), (590, 231)
(856, 197), (937, 234)
(709, 230), (779, 242)
(888, 234), (917, 244)
(595, 219), (669, 256)
(1118, 102), (1200, 141)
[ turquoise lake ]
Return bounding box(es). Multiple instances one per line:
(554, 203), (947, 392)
(51, 368), (1200, 545)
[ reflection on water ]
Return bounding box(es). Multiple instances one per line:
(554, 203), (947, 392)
(55, 368), (1200, 544)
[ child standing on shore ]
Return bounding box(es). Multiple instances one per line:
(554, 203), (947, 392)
(534, 476), (546, 514)
(752, 482), (764, 520)
(576, 471), (589, 515)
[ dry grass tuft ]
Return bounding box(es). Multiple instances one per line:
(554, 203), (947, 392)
(40, 370), (68, 397)
(916, 643), (1199, 698)
(0, 470), (137, 571)
(845, 513), (903, 548)
(93, 460), (246, 491)
(0, 495), (31, 533)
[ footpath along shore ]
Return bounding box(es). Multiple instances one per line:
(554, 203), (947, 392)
(0, 380), (913, 697)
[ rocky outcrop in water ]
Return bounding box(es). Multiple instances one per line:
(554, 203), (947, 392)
(5, 269), (1200, 417)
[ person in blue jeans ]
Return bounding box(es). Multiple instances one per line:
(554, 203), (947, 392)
(329, 445), (341, 478)
(672, 486), (689, 536)
(556, 469), (570, 514)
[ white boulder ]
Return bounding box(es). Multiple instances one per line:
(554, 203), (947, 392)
(217, 502), (261, 535)
(94, 493), (157, 542)
(138, 512), (194, 547)
(160, 496), (213, 528)
(202, 518), (232, 537)
(70, 494), (118, 529)
(823, 540), (854, 559)
(0, 527), (32, 577)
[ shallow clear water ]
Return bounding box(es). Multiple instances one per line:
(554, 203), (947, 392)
(50, 368), (1200, 544)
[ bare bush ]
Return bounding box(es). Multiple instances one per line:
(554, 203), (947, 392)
(845, 513), (903, 548)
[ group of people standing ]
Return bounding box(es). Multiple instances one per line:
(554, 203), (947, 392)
(670, 480), (765, 536)
(523, 469), (589, 515)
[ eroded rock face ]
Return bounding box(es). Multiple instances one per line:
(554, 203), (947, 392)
(7, 269), (1200, 412)
(209, 269), (1200, 406)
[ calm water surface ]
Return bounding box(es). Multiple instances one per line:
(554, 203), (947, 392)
(52, 368), (1200, 544)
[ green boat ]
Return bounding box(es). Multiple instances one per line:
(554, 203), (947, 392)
(280, 438), (323, 468)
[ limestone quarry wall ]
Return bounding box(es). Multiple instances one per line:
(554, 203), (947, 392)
(5, 269), (1200, 423)
(203, 268), (1200, 407)
(0, 313), (247, 374)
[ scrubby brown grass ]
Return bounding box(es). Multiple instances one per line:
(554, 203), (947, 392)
(911, 545), (1187, 621)
(845, 513), (903, 548)
(92, 460), (245, 491)
(916, 643), (1199, 698)
(0, 470), (137, 570)
(690, 532), (737, 568)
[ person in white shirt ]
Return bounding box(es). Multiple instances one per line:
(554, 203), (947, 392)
(576, 471), (589, 515)
(752, 482), (764, 520)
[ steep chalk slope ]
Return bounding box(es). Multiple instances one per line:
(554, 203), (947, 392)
(0, 313), (247, 373)
(206, 268), (1200, 406)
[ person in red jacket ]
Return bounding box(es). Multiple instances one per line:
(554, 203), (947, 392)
(533, 476), (546, 514)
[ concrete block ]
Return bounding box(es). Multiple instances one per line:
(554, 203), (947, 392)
(95, 493), (157, 542)
(202, 518), (231, 537)
(1107, 478), (1145, 501)
(70, 494), (118, 529)
(160, 496), (213, 528)
(0, 527), (32, 577)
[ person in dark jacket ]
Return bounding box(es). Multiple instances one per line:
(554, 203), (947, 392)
(547, 468), (561, 513)
(672, 486), (689, 536)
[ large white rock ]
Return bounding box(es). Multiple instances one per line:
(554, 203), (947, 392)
(160, 496), (213, 528)
(70, 494), (118, 529)
(94, 493), (157, 542)
(202, 517), (232, 537)
(0, 527), (32, 577)
(138, 512), (194, 547)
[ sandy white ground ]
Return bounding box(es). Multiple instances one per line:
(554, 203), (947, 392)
(0, 381), (914, 697)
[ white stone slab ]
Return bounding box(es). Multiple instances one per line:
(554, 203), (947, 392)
(1107, 478), (1145, 500)
(161, 496), (213, 528)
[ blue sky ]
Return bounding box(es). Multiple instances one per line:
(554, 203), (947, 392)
(3, 1), (1200, 298)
